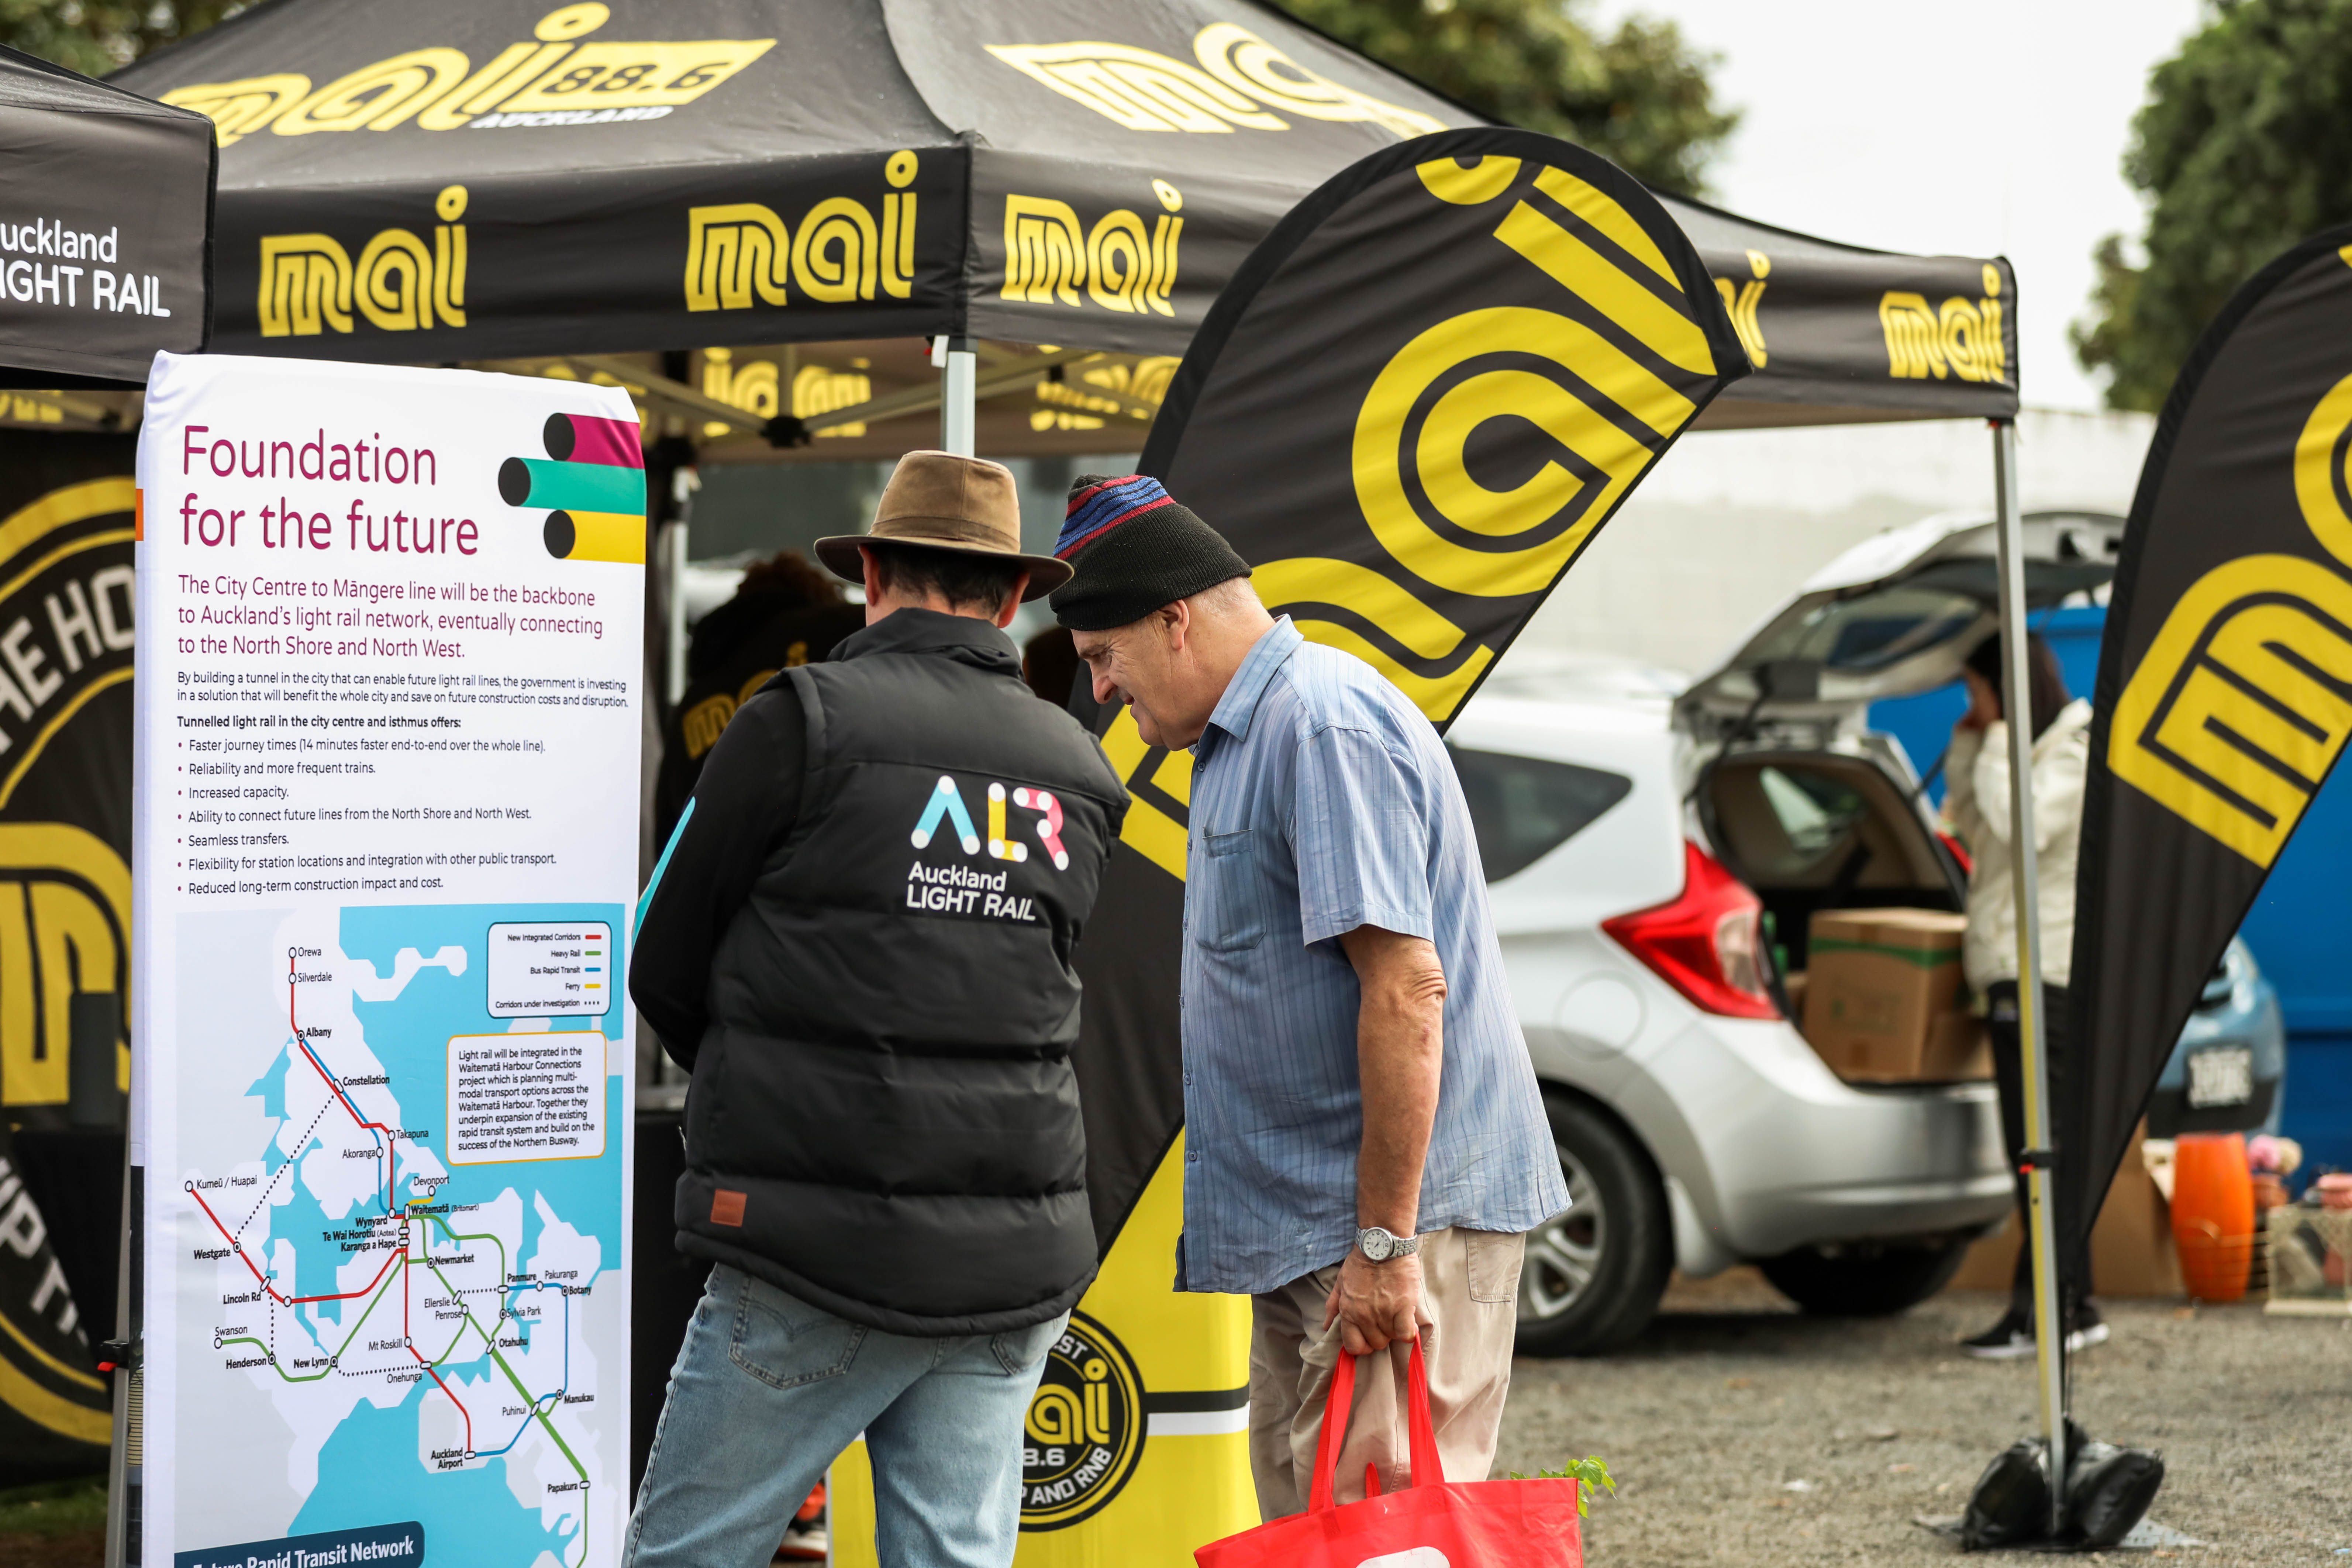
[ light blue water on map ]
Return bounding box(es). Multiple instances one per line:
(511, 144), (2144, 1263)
(292, 1386), (576, 1565)
(255, 903), (624, 1566)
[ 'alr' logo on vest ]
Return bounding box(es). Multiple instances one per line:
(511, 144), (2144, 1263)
(905, 775), (1069, 924)
(910, 775), (1071, 869)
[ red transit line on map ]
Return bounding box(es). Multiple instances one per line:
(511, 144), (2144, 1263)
(288, 952), (400, 1212)
(180, 955), (480, 1450)
(186, 1185), (399, 1306)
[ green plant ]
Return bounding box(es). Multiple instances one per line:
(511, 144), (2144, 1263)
(0, 1476), (108, 1536)
(2072, 0), (2352, 411)
(1506, 1455), (1616, 1516)
(1271, 0), (1736, 197)
(0, 1), (245, 75)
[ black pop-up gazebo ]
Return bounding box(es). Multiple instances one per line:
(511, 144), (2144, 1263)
(0, 44), (213, 385)
(115, 4), (2075, 1546)
(114, 0), (2016, 436)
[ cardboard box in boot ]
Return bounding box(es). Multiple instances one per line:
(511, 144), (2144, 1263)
(1803, 908), (1973, 1081)
(1949, 1126), (2184, 1297)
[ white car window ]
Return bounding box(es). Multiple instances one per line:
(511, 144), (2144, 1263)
(1743, 586), (1982, 673)
(1731, 764), (1871, 875)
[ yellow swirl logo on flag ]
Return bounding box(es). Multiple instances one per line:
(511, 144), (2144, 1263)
(2109, 366), (2352, 867)
(1099, 133), (1749, 885)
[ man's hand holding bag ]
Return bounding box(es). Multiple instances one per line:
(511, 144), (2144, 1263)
(1194, 1341), (1583, 1568)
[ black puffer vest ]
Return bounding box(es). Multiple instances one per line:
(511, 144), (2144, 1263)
(676, 610), (1127, 1334)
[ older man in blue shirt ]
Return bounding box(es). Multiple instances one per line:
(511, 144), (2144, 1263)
(1052, 474), (1568, 1518)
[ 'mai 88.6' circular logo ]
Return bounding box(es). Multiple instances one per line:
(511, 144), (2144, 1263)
(1020, 1312), (1145, 1530)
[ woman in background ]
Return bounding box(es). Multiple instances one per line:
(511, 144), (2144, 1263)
(1944, 630), (2106, 1360)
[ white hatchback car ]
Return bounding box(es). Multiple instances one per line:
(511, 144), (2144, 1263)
(1456, 511), (2129, 1354)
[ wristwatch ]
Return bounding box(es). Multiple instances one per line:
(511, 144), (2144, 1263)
(1355, 1226), (1420, 1263)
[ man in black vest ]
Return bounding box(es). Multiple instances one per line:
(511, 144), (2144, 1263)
(626, 452), (1127, 1568)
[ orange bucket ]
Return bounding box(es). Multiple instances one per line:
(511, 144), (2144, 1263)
(2171, 1132), (2256, 1302)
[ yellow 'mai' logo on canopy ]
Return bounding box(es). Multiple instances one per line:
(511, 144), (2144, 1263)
(699, 347), (872, 440)
(159, 4), (775, 145)
(1879, 264), (2009, 383)
(259, 186), (469, 337)
(1001, 180), (1184, 318)
(684, 152), (921, 313)
(987, 24), (1445, 138)
(2111, 373), (2352, 868)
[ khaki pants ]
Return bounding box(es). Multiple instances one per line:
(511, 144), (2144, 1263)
(1246, 1227), (1524, 1520)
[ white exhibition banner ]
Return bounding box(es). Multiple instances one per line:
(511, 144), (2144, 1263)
(131, 353), (644, 1568)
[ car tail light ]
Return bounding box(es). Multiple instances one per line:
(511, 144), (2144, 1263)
(1939, 831), (1974, 875)
(1602, 841), (1780, 1020)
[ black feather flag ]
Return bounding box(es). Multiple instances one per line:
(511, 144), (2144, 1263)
(1073, 127), (1752, 1257)
(2065, 226), (2352, 1277)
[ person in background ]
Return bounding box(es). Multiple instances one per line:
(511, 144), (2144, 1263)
(626, 452), (1128, 1568)
(1022, 623), (1081, 707)
(1053, 472), (1568, 1518)
(652, 549), (864, 846)
(1945, 630), (2105, 1359)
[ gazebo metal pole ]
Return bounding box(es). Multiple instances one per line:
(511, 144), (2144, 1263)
(941, 336), (977, 456)
(104, 1162), (141, 1568)
(1992, 417), (2066, 1532)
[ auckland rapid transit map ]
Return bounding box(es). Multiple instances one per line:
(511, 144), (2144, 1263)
(167, 906), (622, 1568)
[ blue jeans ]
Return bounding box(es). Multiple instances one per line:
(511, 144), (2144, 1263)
(624, 1263), (1066, 1568)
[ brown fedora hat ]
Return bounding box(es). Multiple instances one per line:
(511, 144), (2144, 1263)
(813, 451), (1071, 600)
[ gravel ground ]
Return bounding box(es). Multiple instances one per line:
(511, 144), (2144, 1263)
(1497, 1271), (2352, 1564)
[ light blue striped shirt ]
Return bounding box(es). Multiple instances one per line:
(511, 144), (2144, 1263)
(1176, 618), (1568, 1295)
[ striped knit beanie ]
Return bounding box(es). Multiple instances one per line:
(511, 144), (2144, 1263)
(1048, 473), (1251, 631)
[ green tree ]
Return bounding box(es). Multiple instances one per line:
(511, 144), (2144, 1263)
(2074, 0), (2352, 411)
(0, 0), (242, 77)
(1274, 0), (1737, 196)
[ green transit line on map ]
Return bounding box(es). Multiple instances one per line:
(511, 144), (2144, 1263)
(417, 1297), (487, 1369)
(417, 1218), (592, 1550)
(416, 1209), (591, 1493)
(220, 1256), (408, 1384)
(220, 1210), (585, 1495)
(235, 1220), (589, 1568)
(418, 1255), (510, 1373)
(487, 1334), (591, 1568)
(242, 1037), (599, 1564)
(493, 1348), (589, 1480)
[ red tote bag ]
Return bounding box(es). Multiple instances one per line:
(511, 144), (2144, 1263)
(1195, 1341), (1582, 1568)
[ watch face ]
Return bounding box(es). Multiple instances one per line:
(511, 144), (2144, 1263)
(1360, 1229), (1393, 1261)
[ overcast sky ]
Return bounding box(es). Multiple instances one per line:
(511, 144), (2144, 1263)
(1589, 0), (2208, 411)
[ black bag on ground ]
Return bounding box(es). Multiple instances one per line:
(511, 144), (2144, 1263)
(1962, 1420), (2088, 1551)
(2065, 1440), (2165, 1549)
(1961, 1438), (2052, 1550)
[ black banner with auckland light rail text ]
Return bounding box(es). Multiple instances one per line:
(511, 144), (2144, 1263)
(1067, 127), (1750, 1256)
(0, 46), (213, 384)
(2064, 227), (2352, 1277)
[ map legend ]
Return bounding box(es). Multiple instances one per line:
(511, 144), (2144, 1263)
(486, 921), (615, 1017)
